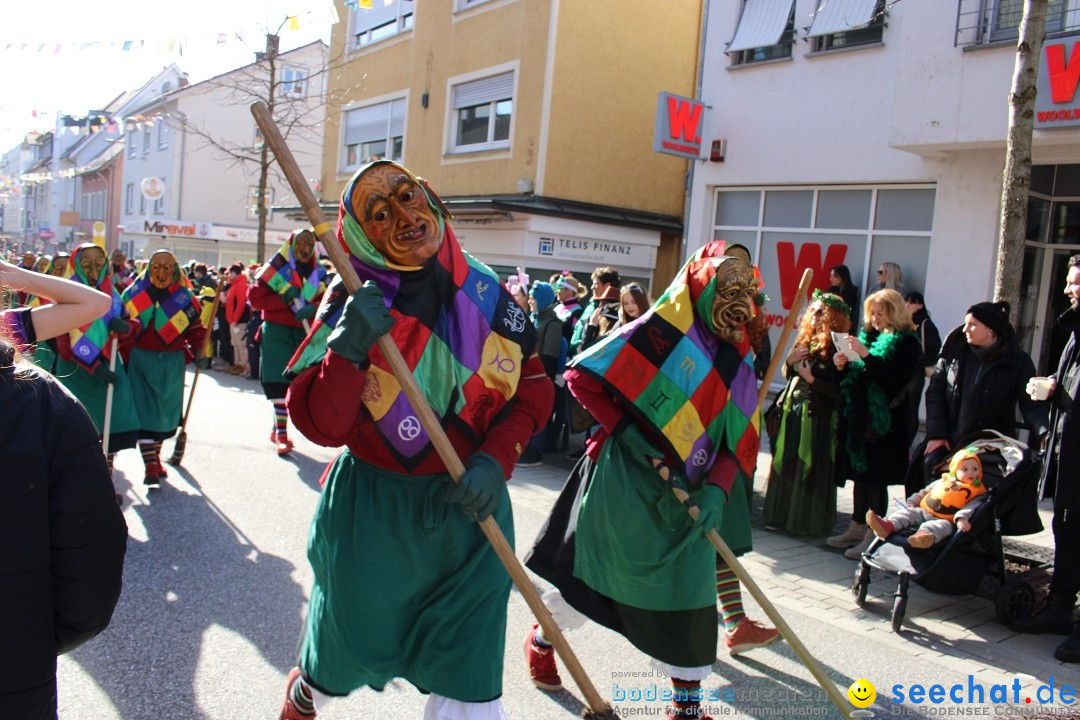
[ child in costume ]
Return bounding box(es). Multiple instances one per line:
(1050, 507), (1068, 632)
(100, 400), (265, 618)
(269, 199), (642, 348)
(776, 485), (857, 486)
(248, 228), (327, 455)
(121, 250), (205, 488)
(278, 160), (553, 720)
(524, 243), (774, 720)
(866, 447), (987, 549)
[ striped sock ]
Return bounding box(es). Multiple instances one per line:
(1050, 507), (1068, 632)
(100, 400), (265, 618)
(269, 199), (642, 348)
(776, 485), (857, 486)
(671, 677), (703, 718)
(716, 559), (744, 632)
(153, 441), (164, 466)
(289, 674), (317, 717)
(534, 626), (552, 648)
(139, 440), (156, 468)
(273, 401), (288, 439)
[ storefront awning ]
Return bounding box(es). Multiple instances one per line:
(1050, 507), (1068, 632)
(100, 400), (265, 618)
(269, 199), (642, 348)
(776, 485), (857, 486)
(727, 0), (795, 52)
(806, 0), (880, 37)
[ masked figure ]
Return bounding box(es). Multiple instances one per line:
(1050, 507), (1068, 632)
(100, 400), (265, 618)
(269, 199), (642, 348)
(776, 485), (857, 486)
(277, 161), (553, 720)
(51, 243), (142, 484)
(121, 250), (205, 488)
(248, 229), (328, 455)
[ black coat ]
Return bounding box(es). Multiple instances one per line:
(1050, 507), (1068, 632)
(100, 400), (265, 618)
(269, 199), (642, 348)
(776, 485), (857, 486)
(1, 344), (127, 719)
(924, 326), (1049, 447)
(1041, 307), (1080, 508)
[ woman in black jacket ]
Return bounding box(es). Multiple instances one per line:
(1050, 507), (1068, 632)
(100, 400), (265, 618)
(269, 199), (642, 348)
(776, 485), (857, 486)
(828, 264), (860, 329)
(902, 291), (942, 450)
(1, 258), (128, 720)
(915, 301), (1049, 495)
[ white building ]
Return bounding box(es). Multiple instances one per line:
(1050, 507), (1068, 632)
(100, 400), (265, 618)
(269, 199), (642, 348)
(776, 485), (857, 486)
(118, 40), (327, 268)
(688, 0), (1080, 375)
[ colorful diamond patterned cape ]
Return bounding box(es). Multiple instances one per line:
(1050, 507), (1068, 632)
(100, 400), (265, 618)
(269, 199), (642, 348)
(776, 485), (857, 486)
(1, 307), (33, 353)
(61, 242), (126, 370)
(121, 249), (202, 349)
(287, 160), (537, 469)
(570, 240), (761, 488)
(256, 230), (328, 316)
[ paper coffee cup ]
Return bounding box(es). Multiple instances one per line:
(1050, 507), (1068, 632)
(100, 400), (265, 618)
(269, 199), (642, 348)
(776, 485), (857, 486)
(1030, 377), (1053, 401)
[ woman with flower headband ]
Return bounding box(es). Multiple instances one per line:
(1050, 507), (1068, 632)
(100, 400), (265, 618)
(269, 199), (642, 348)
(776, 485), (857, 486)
(763, 289), (851, 536)
(277, 160), (552, 720)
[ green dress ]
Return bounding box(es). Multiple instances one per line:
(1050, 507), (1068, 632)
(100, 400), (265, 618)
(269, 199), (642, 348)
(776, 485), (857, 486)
(763, 360), (843, 536)
(127, 346), (186, 438)
(300, 453), (513, 702)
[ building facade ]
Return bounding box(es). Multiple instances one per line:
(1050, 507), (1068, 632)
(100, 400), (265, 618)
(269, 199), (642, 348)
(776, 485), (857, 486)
(688, 0), (1080, 375)
(318, 0), (703, 291)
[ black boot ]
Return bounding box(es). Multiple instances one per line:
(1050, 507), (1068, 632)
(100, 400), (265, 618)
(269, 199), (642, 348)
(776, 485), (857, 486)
(1010, 592), (1076, 635)
(1056, 625), (1080, 662)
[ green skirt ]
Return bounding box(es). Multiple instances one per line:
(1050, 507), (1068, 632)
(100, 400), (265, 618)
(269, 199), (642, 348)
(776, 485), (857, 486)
(259, 321), (305, 397)
(52, 355), (141, 450)
(300, 452), (513, 702)
(127, 346), (186, 437)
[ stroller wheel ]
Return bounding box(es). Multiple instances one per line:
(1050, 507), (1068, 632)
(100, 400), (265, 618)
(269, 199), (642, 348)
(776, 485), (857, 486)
(891, 596), (907, 633)
(852, 565), (870, 607)
(995, 576), (1037, 624)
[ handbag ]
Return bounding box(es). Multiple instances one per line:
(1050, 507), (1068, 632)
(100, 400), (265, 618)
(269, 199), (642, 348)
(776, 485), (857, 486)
(763, 376), (793, 438)
(568, 395), (597, 434)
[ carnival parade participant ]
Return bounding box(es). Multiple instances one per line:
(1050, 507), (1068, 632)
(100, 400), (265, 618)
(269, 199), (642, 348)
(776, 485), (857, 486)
(249, 228), (327, 455)
(0, 257), (127, 720)
(525, 243), (767, 720)
(51, 243), (142, 479)
(278, 160), (552, 720)
(121, 250), (206, 488)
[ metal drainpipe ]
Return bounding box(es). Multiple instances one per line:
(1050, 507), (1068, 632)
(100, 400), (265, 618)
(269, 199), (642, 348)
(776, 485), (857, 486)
(681, 0), (711, 264)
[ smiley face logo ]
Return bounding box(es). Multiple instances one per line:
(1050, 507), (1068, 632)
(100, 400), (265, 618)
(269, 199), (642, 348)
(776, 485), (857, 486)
(848, 678), (876, 708)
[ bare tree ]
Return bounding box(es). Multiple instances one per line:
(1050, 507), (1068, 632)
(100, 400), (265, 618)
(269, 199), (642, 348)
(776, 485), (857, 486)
(995, 0), (1049, 312)
(171, 17), (359, 262)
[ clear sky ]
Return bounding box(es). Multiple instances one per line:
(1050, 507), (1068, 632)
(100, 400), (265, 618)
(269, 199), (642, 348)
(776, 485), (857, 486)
(0, 0), (334, 152)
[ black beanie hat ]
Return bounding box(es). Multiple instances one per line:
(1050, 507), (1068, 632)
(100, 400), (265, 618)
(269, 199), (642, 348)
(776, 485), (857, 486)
(967, 301), (1013, 340)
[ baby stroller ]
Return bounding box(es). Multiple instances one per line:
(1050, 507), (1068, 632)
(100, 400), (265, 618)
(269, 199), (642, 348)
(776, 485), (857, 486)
(850, 429), (1049, 632)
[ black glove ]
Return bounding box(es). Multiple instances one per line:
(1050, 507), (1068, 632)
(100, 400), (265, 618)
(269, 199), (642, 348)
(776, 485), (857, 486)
(327, 283), (395, 364)
(107, 317), (129, 334)
(445, 452), (504, 521)
(282, 286), (301, 304)
(294, 303), (316, 322)
(92, 363), (118, 385)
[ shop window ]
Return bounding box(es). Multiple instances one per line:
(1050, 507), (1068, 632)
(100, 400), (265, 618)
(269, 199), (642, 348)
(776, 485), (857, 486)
(806, 0), (885, 53)
(449, 70), (514, 153)
(727, 0), (796, 66)
(763, 190), (813, 228)
(816, 190), (872, 229)
(874, 189), (935, 232)
(341, 97), (406, 172)
(351, 0), (414, 48)
(714, 190), (761, 226)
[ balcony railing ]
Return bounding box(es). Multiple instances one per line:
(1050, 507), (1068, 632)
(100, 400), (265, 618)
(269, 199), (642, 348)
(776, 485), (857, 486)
(956, 0), (1080, 48)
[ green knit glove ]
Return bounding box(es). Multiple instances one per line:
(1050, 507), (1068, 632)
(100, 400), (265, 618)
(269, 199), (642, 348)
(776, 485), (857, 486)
(107, 317), (129, 334)
(282, 286), (301, 304)
(445, 451), (505, 521)
(92, 363), (118, 385)
(294, 303), (316, 322)
(327, 283), (394, 364)
(691, 484), (727, 537)
(617, 423), (664, 463)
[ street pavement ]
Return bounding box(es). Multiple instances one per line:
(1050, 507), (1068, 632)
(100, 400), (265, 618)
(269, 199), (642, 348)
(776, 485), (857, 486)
(57, 367), (1080, 719)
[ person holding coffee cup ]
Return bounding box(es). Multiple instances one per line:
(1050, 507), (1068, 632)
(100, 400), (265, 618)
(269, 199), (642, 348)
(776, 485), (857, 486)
(1013, 254), (1080, 663)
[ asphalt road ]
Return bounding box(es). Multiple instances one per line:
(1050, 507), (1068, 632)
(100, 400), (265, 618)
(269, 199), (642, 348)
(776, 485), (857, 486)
(55, 368), (1080, 719)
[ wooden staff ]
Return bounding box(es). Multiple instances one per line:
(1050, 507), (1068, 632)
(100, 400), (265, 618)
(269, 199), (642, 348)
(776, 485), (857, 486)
(101, 336), (120, 457)
(756, 269), (814, 411)
(651, 461), (850, 716)
(250, 102), (616, 719)
(169, 286), (222, 465)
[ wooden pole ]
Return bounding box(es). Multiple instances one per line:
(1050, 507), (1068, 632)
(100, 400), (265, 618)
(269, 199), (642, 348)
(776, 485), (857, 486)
(250, 101), (615, 719)
(101, 336), (120, 457)
(756, 269), (814, 411)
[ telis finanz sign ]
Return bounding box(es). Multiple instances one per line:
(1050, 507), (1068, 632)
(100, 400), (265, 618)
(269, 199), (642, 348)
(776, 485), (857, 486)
(654, 92), (705, 159)
(1037, 32), (1080, 128)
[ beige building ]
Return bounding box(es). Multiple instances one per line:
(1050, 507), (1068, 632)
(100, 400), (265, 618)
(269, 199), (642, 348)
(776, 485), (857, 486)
(319, 0), (702, 290)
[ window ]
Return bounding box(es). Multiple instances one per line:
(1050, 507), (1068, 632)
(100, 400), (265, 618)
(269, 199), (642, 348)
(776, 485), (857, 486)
(352, 0), (414, 48)
(956, 0), (1074, 46)
(455, 0), (494, 9)
(807, 0), (885, 52)
(143, 126), (151, 154)
(450, 71), (513, 152)
(127, 132), (137, 159)
(157, 121), (168, 149)
(125, 183), (135, 213)
(341, 97), (405, 172)
(727, 0), (796, 66)
(248, 186), (274, 221)
(139, 193), (146, 216)
(254, 125), (265, 149)
(153, 180), (166, 215)
(281, 66), (308, 98)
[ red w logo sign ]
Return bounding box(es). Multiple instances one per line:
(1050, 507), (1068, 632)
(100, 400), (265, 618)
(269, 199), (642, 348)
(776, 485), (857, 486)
(776, 242), (848, 309)
(655, 92), (704, 159)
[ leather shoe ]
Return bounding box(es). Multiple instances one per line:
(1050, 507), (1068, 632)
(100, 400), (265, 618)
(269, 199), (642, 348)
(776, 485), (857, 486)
(1011, 593), (1076, 635)
(1055, 626), (1080, 662)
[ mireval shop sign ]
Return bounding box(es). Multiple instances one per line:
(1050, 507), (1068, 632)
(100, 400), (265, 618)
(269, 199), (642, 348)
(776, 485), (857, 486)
(1037, 32), (1080, 128)
(142, 220), (212, 238)
(654, 91), (705, 159)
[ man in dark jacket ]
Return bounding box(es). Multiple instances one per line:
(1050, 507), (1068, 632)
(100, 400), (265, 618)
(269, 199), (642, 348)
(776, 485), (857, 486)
(1012, 255), (1080, 662)
(0, 333), (128, 719)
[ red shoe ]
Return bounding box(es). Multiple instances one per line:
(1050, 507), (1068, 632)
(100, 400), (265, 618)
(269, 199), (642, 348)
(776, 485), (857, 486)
(725, 618), (781, 656)
(276, 435), (294, 456)
(143, 462), (163, 488)
(866, 510), (896, 539)
(279, 668), (316, 720)
(524, 624), (562, 691)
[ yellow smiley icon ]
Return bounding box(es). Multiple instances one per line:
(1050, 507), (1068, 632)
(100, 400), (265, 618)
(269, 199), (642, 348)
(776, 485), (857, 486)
(848, 678), (876, 708)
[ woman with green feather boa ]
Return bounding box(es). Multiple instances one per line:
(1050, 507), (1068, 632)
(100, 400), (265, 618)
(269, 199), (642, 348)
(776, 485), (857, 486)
(828, 289), (920, 559)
